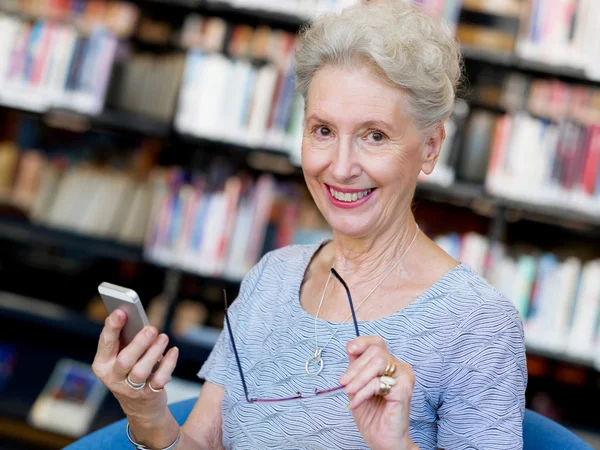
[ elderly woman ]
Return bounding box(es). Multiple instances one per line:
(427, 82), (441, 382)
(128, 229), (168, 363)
(92, 1), (527, 449)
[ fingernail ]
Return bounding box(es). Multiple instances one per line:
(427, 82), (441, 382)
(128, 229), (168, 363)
(348, 345), (356, 353)
(145, 327), (156, 338)
(345, 401), (352, 410)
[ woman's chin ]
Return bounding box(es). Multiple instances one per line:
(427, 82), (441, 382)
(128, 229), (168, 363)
(328, 221), (375, 239)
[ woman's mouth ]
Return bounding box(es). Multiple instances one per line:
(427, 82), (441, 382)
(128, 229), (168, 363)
(325, 184), (377, 208)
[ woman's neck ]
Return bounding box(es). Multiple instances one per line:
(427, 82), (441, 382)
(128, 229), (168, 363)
(328, 213), (419, 284)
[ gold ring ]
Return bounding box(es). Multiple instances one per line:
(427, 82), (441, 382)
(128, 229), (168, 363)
(148, 382), (164, 393)
(377, 375), (397, 396)
(383, 361), (397, 377)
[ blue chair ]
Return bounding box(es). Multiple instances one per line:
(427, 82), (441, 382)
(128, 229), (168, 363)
(65, 399), (593, 449)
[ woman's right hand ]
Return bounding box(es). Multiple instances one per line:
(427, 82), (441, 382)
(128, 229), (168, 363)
(92, 309), (179, 425)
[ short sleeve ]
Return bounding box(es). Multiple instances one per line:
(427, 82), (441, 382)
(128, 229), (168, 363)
(197, 252), (271, 387)
(437, 302), (528, 450)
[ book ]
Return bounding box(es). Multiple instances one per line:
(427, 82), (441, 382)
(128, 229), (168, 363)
(11, 149), (46, 211)
(567, 259), (600, 360)
(0, 141), (20, 200)
(28, 358), (108, 438)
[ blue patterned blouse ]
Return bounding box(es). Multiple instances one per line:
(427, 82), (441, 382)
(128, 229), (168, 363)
(198, 243), (527, 450)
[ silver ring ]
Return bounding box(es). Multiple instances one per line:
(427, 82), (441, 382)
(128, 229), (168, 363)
(148, 382), (164, 393)
(125, 374), (146, 391)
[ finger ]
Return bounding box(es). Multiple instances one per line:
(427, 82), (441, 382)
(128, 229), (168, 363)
(346, 335), (387, 361)
(128, 333), (169, 385)
(348, 377), (381, 410)
(148, 346), (179, 390)
(114, 326), (158, 380)
(344, 350), (389, 396)
(339, 345), (381, 387)
(95, 309), (127, 364)
(350, 364), (416, 410)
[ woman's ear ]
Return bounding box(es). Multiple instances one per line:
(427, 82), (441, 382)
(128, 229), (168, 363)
(421, 123), (445, 175)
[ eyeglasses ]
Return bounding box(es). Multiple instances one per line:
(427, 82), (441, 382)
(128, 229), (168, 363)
(224, 268), (360, 403)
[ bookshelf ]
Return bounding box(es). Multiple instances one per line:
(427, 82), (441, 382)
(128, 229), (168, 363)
(1, 0), (600, 447)
(0, 218), (144, 262)
(1, 99), (598, 236)
(462, 47), (599, 85)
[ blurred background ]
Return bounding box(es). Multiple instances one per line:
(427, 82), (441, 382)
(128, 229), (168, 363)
(0, 0), (599, 448)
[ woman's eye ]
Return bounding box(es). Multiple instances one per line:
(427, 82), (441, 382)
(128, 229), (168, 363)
(317, 126), (332, 137)
(369, 131), (385, 142)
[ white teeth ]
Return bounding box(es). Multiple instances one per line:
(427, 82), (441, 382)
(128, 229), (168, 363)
(329, 187), (373, 203)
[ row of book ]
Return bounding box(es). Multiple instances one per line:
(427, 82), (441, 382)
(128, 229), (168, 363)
(175, 51), (304, 155)
(0, 15), (118, 114)
(0, 141), (154, 245)
(487, 76), (600, 214)
(516, 0), (600, 80)
(108, 53), (186, 122)
(0, 10), (303, 151)
(112, 11), (300, 126)
(178, 14), (298, 68)
(0, 0), (140, 38)
(203, 0), (358, 19)
(434, 231), (600, 367)
(486, 112), (600, 214)
(144, 163), (331, 280)
(0, 137), (329, 276)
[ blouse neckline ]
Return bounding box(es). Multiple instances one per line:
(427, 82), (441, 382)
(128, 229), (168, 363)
(291, 240), (466, 326)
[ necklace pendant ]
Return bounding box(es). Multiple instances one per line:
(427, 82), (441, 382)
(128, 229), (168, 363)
(305, 348), (324, 376)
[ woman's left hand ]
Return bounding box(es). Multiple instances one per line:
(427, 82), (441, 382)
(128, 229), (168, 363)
(339, 336), (418, 450)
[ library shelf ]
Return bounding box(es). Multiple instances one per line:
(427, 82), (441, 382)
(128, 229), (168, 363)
(134, 0), (305, 30)
(0, 291), (103, 339)
(462, 46), (600, 84)
(0, 103), (293, 159)
(0, 218), (144, 262)
(497, 197), (600, 234)
(87, 109), (172, 138)
(3, 289), (599, 373)
(175, 132), (292, 159)
(199, 1), (305, 30)
(461, 46), (516, 67)
(140, 0), (201, 7)
(416, 182), (600, 235)
(526, 343), (597, 370)
(416, 181), (489, 207)
(0, 417), (75, 449)
(42, 108), (172, 138)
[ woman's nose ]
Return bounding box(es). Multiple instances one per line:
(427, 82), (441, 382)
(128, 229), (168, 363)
(330, 138), (361, 181)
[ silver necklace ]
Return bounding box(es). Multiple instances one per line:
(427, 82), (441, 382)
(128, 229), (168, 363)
(305, 225), (420, 376)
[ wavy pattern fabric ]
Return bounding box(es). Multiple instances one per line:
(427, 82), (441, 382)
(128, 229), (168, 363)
(198, 244), (527, 450)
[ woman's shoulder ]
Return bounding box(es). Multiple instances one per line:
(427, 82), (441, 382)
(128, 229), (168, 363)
(264, 241), (326, 264)
(429, 263), (522, 327)
(427, 263), (526, 366)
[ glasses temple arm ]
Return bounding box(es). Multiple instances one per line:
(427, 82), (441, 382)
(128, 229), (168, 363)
(223, 290), (252, 402)
(330, 268), (360, 337)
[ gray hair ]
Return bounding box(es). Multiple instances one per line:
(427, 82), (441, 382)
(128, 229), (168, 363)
(294, 0), (463, 134)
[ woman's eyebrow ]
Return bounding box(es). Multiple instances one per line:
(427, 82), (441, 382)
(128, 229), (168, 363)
(306, 115), (395, 130)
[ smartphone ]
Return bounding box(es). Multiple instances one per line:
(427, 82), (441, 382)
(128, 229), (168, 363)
(98, 282), (150, 346)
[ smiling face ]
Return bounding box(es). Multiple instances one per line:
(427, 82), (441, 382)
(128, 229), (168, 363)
(301, 64), (442, 240)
